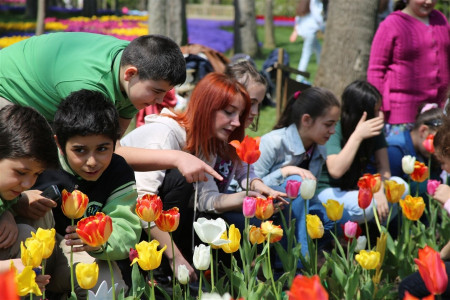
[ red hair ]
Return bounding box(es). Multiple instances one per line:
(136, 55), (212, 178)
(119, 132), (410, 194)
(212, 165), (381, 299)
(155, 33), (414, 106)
(172, 72), (250, 161)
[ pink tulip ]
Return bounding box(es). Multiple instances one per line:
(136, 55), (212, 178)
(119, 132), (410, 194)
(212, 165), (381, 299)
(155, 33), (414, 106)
(286, 180), (301, 199)
(427, 180), (440, 196)
(243, 196), (257, 218)
(344, 221), (358, 239)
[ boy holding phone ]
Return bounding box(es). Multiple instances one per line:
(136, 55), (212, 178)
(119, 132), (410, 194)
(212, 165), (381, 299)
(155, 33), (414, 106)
(16, 89), (141, 299)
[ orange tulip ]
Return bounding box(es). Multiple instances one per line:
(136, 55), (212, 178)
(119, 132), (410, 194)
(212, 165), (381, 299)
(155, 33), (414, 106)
(255, 196), (274, 220)
(287, 274), (329, 300)
(229, 135), (261, 164)
(423, 134), (435, 154)
(358, 173), (381, 194)
(76, 212), (113, 247)
(0, 268), (18, 300)
(357, 179), (373, 210)
(135, 194), (163, 223)
(410, 161), (429, 183)
(414, 245), (448, 295)
(154, 207), (180, 232)
(261, 221), (283, 243)
(249, 225), (265, 245)
(400, 195), (425, 221)
(61, 189), (89, 219)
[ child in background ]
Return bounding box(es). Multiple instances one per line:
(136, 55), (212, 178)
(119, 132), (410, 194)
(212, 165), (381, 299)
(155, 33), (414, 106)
(254, 87), (341, 256)
(0, 105), (58, 292)
(316, 80), (407, 227)
(17, 90), (142, 298)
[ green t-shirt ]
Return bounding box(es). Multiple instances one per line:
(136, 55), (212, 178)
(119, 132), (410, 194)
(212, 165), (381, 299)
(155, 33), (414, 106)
(317, 121), (388, 193)
(0, 32), (138, 120)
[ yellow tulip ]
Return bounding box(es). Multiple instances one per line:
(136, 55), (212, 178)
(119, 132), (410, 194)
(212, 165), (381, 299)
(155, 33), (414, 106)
(261, 221), (283, 243)
(400, 195), (425, 221)
(131, 240), (167, 271)
(76, 262), (99, 290)
(21, 237), (44, 268)
(33, 228), (56, 259)
(306, 214), (324, 239)
(15, 266), (42, 296)
(355, 250), (381, 270)
(322, 199), (344, 221)
(221, 224), (241, 253)
(249, 226), (265, 245)
(384, 180), (405, 204)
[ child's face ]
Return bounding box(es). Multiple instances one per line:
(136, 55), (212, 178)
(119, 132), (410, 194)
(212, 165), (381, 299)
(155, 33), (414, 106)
(126, 77), (173, 110)
(0, 158), (45, 201)
(214, 96), (246, 142)
(64, 134), (114, 181)
(435, 150), (450, 173)
(407, 0), (437, 18)
(245, 83), (266, 128)
(303, 106), (341, 145)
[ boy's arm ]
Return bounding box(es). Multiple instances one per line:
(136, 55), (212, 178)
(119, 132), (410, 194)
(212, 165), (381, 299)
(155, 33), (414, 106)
(0, 211), (18, 248)
(115, 144), (223, 183)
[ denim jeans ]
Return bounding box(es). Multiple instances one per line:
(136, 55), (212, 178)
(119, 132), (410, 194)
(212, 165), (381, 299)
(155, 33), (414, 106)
(296, 31), (321, 82)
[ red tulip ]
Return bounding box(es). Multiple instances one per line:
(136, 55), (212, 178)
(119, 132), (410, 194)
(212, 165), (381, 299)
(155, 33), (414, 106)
(414, 245), (448, 295)
(357, 179), (373, 209)
(76, 212), (113, 247)
(410, 161), (429, 183)
(135, 194), (163, 223)
(61, 189), (89, 219)
(359, 173), (381, 194)
(287, 274), (329, 300)
(423, 134), (435, 154)
(0, 268), (18, 300)
(129, 248), (138, 263)
(403, 291), (435, 300)
(286, 180), (301, 199)
(154, 207), (180, 232)
(229, 135), (261, 164)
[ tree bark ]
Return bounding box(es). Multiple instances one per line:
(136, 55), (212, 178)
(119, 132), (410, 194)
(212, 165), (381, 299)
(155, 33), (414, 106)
(263, 0), (275, 49)
(148, 0), (167, 35)
(314, 0), (378, 98)
(82, 0), (97, 17)
(234, 0), (260, 57)
(36, 0), (45, 36)
(148, 0), (187, 46)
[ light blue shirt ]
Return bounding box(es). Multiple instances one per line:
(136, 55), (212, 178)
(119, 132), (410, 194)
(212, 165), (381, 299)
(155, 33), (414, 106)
(254, 123), (327, 186)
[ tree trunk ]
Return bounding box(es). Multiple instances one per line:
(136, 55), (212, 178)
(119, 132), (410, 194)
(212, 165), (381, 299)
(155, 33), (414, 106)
(25, 0), (37, 17)
(166, 0), (188, 45)
(263, 0), (275, 49)
(82, 0), (97, 17)
(314, 0), (378, 98)
(36, 0), (46, 36)
(148, 0), (167, 35)
(234, 0), (260, 57)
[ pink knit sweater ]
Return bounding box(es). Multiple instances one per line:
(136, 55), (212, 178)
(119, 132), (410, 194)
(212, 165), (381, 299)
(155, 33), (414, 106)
(368, 10), (449, 124)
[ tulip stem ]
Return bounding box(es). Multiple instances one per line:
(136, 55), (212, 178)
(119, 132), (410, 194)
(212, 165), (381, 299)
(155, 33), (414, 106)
(386, 206), (393, 231)
(150, 270), (155, 300)
(246, 164), (250, 196)
(42, 259), (46, 300)
(346, 239), (351, 270)
(70, 218), (75, 297)
(334, 222), (337, 252)
(363, 209), (371, 250)
(372, 199), (382, 234)
(210, 246), (215, 291)
(230, 253), (234, 299)
(266, 236), (279, 300)
(198, 270), (203, 299)
(169, 232), (176, 298)
(105, 246), (116, 300)
(244, 217), (251, 289)
(148, 222), (151, 242)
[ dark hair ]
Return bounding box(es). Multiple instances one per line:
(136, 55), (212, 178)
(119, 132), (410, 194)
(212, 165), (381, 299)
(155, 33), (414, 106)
(434, 116), (450, 159)
(0, 105), (58, 168)
(273, 87), (340, 130)
(121, 35), (186, 86)
(225, 60), (267, 131)
(394, 0), (407, 11)
(53, 90), (120, 152)
(340, 80), (382, 190)
(412, 105), (444, 130)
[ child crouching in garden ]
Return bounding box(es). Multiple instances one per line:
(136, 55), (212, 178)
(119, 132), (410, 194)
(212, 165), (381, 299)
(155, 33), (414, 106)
(16, 90), (142, 299)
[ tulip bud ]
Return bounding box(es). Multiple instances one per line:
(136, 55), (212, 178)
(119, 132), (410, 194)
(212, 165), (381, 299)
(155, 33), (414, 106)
(300, 179), (316, 200)
(229, 135), (261, 165)
(427, 179), (440, 196)
(343, 221), (358, 239)
(255, 197), (274, 220)
(193, 244), (210, 270)
(61, 189), (89, 219)
(306, 214), (324, 239)
(135, 194), (162, 223)
(422, 134), (435, 154)
(402, 155), (416, 175)
(322, 199), (344, 221)
(129, 248), (138, 262)
(355, 250), (381, 270)
(286, 180), (301, 199)
(355, 235), (367, 253)
(76, 262), (99, 290)
(242, 196), (256, 218)
(177, 264), (190, 285)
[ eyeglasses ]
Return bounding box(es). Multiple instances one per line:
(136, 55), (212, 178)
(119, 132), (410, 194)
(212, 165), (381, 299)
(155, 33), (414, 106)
(424, 119), (443, 128)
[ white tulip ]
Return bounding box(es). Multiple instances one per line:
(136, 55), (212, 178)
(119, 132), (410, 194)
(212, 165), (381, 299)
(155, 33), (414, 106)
(177, 264), (190, 285)
(354, 235), (367, 253)
(201, 292), (232, 300)
(193, 217), (230, 246)
(193, 244), (211, 271)
(402, 155), (416, 175)
(87, 280), (119, 300)
(300, 179), (317, 200)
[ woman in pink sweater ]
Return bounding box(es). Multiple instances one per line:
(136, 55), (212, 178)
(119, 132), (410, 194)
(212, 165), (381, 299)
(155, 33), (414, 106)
(367, 0), (449, 136)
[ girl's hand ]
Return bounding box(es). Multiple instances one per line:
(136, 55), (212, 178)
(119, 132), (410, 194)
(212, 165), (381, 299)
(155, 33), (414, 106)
(353, 112), (384, 142)
(433, 184), (450, 205)
(281, 166), (316, 180)
(374, 190), (389, 223)
(64, 225), (102, 253)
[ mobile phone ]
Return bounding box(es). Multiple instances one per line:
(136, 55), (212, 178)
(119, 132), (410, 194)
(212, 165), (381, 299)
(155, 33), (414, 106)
(41, 185), (61, 202)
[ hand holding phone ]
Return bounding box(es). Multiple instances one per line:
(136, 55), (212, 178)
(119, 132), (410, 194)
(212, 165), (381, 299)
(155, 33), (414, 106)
(40, 185), (61, 203)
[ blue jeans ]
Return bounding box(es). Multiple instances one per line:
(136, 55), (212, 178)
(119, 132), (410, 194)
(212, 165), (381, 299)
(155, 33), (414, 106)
(296, 31), (321, 82)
